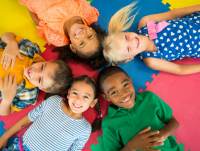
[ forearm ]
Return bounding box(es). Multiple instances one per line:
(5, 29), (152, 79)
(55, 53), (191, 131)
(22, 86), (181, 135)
(160, 116), (179, 138)
(168, 4), (200, 20)
(29, 10), (40, 26)
(1, 115), (32, 140)
(1, 32), (17, 45)
(179, 64), (200, 75)
(0, 100), (12, 116)
(120, 143), (136, 151)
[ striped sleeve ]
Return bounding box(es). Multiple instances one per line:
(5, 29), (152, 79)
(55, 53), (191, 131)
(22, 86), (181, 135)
(28, 100), (47, 122)
(68, 124), (91, 151)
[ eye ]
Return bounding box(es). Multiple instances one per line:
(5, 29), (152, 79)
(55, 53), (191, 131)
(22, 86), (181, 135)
(88, 34), (92, 38)
(41, 64), (44, 70)
(72, 92), (78, 95)
(39, 77), (41, 84)
(84, 96), (89, 99)
(127, 47), (129, 52)
(125, 35), (127, 40)
(79, 41), (84, 46)
(111, 91), (117, 95)
(124, 83), (129, 87)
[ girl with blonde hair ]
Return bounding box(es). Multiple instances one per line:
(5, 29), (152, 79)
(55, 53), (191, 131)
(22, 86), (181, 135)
(103, 3), (200, 75)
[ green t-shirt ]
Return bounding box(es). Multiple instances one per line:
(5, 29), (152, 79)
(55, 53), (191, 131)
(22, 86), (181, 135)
(102, 91), (180, 151)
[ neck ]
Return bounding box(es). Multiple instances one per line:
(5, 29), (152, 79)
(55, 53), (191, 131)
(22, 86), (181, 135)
(61, 101), (83, 119)
(63, 16), (83, 39)
(142, 35), (157, 52)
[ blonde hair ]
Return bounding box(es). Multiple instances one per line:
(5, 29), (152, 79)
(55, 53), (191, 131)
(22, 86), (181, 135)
(103, 2), (139, 65)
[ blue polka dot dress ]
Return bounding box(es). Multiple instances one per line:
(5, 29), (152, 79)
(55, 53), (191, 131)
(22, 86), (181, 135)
(136, 12), (200, 61)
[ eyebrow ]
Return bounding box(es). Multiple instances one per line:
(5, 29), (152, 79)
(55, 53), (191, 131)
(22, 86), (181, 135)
(107, 78), (129, 94)
(71, 89), (91, 97)
(80, 35), (95, 48)
(41, 63), (47, 87)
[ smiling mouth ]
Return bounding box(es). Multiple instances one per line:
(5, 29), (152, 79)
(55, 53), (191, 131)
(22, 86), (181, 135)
(135, 37), (139, 48)
(73, 103), (82, 109)
(74, 27), (83, 36)
(27, 67), (32, 79)
(120, 94), (132, 103)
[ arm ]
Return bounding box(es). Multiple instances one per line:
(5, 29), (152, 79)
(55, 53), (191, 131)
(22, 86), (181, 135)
(139, 4), (200, 28)
(120, 127), (164, 151)
(0, 73), (17, 116)
(29, 10), (40, 26)
(0, 115), (32, 149)
(1, 32), (24, 70)
(143, 57), (200, 75)
(157, 116), (179, 141)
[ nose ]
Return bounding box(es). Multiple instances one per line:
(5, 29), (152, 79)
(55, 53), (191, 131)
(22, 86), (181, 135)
(128, 37), (137, 47)
(76, 28), (87, 38)
(75, 95), (82, 103)
(30, 68), (41, 79)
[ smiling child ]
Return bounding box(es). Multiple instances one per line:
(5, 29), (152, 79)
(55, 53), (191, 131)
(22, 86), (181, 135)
(0, 32), (73, 116)
(98, 66), (180, 151)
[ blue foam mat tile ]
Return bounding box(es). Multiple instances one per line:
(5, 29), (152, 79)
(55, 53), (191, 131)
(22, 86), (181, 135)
(0, 121), (18, 148)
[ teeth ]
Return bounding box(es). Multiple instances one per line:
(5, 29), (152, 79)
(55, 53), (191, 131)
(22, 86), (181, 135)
(74, 104), (81, 108)
(75, 28), (82, 36)
(122, 96), (130, 103)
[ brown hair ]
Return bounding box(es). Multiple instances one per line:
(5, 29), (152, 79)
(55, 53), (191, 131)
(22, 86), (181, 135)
(70, 75), (102, 133)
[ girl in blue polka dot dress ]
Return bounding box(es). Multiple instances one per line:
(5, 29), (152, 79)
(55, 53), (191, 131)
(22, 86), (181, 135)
(103, 3), (200, 75)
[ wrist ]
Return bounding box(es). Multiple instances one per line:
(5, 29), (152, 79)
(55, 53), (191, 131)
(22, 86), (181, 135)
(160, 129), (170, 139)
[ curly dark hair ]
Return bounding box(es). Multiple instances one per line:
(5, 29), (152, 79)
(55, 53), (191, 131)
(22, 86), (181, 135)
(52, 23), (108, 70)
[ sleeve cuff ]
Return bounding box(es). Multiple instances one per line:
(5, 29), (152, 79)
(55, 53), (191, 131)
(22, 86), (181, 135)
(11, 106), (23, 112)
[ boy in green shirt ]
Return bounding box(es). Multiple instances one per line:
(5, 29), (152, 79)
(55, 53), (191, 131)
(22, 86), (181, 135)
(98, 66), (180, 151)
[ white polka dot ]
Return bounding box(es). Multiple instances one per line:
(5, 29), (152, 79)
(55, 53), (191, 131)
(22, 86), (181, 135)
(170, 43), (174, 47)
(179, 35), (182, 39)
(177, 30), (181, 33)
(160, 36), (163, 39)
(171, 32), (175, 36)
(179, 25), (183, 28)
(167, 38), (170, 42)
(163, 33), (167, 36)
(175, 46), (179, 50)
(173, 38), (177, 41)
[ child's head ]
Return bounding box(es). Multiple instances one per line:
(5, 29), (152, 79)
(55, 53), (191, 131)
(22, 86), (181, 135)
(54, 23), (107, 69)
(102, 2), (139, 65)
(24, 60), (73, 94)
(67, 75), (102, 132)
(98, 66), (135, 109)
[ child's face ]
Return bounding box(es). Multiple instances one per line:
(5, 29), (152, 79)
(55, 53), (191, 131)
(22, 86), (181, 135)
(67, 81), (97, 114)
(24, 61), (57, 91)
(114, 32), (145, 60)
(69, 24), (99, 56)
(101, 72), (135, 109)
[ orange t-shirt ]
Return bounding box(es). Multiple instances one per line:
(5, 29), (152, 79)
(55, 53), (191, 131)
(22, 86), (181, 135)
(19, 0), (99, 47)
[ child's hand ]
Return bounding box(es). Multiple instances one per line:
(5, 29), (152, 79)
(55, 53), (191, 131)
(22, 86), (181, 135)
(1, 41), (24, 70)
(0, 73), (17, 103)
(126, 127), (164, 151)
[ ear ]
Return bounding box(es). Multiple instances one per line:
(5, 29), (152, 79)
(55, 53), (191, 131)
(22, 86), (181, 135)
(69, 44), (76, 53)
(90, 98), (98, 108)
(101, 94), (111, 102)
(67, 89), (70, 99)
(125, 57), (134, 63)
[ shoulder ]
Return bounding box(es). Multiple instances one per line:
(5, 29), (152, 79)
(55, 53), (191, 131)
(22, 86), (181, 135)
(45, 95), (64, 105)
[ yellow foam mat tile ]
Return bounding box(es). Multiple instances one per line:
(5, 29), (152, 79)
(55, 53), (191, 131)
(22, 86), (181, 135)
(162, 0), (200, 10)
(0, 0), (47, 52)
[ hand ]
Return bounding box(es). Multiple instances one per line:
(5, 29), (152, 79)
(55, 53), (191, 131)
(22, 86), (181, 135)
(154, 130), (170, 142)
(126, 127), (164, 151)
(1, 41), (24, 70)
(0, 136), (8, 150)
(0, 73), (17, 103)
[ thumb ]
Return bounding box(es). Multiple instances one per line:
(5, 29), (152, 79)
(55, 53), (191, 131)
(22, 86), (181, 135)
(139, 126), (151, 134)
(17, 53), (24, 60)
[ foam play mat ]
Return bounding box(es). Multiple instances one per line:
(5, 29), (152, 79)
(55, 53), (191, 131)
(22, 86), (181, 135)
(0, 0), (200, 151)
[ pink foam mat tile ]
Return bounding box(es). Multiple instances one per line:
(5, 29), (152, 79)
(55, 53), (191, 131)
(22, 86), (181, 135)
(143, 57), (200, 151)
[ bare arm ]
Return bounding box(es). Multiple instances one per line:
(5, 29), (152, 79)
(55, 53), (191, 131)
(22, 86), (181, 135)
(144, 57), (200, 75)
(139, 4), (200, 28)
(158, 116), (179, 140)
(29, 10), (40, 26)
(0, 115), (32, 149)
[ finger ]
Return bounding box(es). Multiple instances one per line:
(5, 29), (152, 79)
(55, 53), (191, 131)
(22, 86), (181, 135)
(1, 54), (5, 64)
(146, 135), (164, 143)
(11, 57), (16, 69)
(4, 74), (8, 86)
(13, 75), (17, 85)
(139, 127), (151, 134)
(144, 130), (160, 138)
(148, 141), (164, 148)
(3, 57), (8, 69)
(8, 73), (13, 85)
(17, 53), (24, 60)
(0, 78), (3, 88)
(5, 58), (11, 70)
